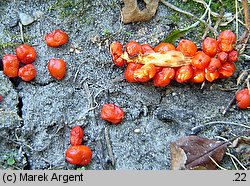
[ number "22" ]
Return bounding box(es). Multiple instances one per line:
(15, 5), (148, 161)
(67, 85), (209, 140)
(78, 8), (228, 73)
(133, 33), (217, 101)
(234, 173), (246, 181)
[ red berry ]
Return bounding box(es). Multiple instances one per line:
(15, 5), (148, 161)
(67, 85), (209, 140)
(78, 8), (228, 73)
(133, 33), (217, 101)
(126, 40), (143, 56)
(141, 44), (155, 54)
(191, 51), (211, 70)
(228, 50), (239, 63)
(124, 63), (142, 83)
(16, 44), (37, 64)
(205, 68), (219, 82)
(48, 58), (66, 80)
(154, 42), (176, 53)
(219, 62), (236, 78)
(218, 30), (236, 52)
(202, 37), (218, 57)
(217, 52), (228, 63)
(2, 54), (19, 78)
(0, 95), (2, 102)
(236, 88), (250, 109)
(18, 64), (36, 81)
(134, 64), (157, 82)
(207, 58), (221, 73)
(45, 29), (68, 47)
(65, 145), (92, 166)
(175, 65), (193, 83)
(101, 104), (124, 125)
(176, 39), (197, 57)
(110, 41), (126, 67)
(190, 67), (205, 83)
(153, 67), (175, 87)
(70, 126), (84, 146)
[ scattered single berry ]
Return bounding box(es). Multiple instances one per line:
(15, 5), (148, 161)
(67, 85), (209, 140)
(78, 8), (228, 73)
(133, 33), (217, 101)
(101, 104), (124, 124)
(18, 64), (36, 81)
(45, 29), (68, 47)
(48, 58), (66, 80)
(2, 54), (19, 78)
(70, 126), (84, 146)
(16, 44), (37, 64)
(65, 145), (92, 166)
(235, 88), (250, 109)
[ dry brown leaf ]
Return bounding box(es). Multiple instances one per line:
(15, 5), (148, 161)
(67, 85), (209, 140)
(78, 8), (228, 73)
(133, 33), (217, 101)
(170, 135), (227, 170)
(170, 143), (187, 170)
(121, 0), (159, 24)
(230, 136), (250, 168)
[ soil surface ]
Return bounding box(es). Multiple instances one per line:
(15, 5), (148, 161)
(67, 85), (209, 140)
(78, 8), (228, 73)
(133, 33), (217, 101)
(0, 0), (249, 170)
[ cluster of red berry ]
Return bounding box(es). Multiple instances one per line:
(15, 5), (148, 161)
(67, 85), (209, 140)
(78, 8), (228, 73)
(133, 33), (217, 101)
(110, 29), (238, 87)
(65, 126), (92, 166)
(2, 29), (68, 81)
(110, 30), (250, 109)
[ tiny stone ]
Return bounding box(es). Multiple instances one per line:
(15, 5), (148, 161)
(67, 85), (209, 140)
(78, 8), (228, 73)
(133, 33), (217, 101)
(75, 49), (81, 54)
(172, 92), (177, 96)
(134, 128), (141, 133)
(19, 12), (34, 26)
(33, 10), (44, 20)
(8, 14), (19, 27)
(69, 48), (74, 53)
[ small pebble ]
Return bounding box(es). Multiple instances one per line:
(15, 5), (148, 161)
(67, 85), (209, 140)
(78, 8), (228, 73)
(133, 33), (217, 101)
(33, 10), (44, 20)
(18, 12), (34, 26)
(134, 128), (141, 133)
(8, 14), (19, 27)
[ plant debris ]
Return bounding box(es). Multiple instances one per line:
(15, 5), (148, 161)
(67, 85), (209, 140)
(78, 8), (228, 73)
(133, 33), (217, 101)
(121, 0), (159, 24)
(170, 135), (227, 170)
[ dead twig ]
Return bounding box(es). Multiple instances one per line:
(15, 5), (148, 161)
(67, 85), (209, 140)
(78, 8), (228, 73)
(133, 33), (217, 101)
(237, 0), (250, 54)
(160, 0), (218, 37)
(19, 22), (24, 43)
(225, 152), (247, 170)
(209, 156), (228, 170)
(191, 121), (250, 135)
(222, 95), (236, 115)
(104, 127), (115, 167)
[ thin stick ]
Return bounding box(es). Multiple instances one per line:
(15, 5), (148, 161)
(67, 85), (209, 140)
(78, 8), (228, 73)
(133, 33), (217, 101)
(227, 149), (239, 170)
(19, 22), (24, 43)
(191, 121), (250, 134)
(160, 0), (217, 35)
(73, 62), (85, 84)
(222, 96), (236, 115)
(160, 0), (193, 17)
(225, 152), (247, 170)
(104, 127), (115, 167)
(238, 0), (250, 53)
(235, 0), (239, 39)
(209, 156), (228, 170)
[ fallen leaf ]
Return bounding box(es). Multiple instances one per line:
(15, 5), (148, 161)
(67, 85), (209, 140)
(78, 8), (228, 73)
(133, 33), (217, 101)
(162, 28), (191, 44)
(170, 135), (227, 170)
(230, 136), (250, 169)
(170, 143), (187, 170)
(121, 0), (159, 24)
